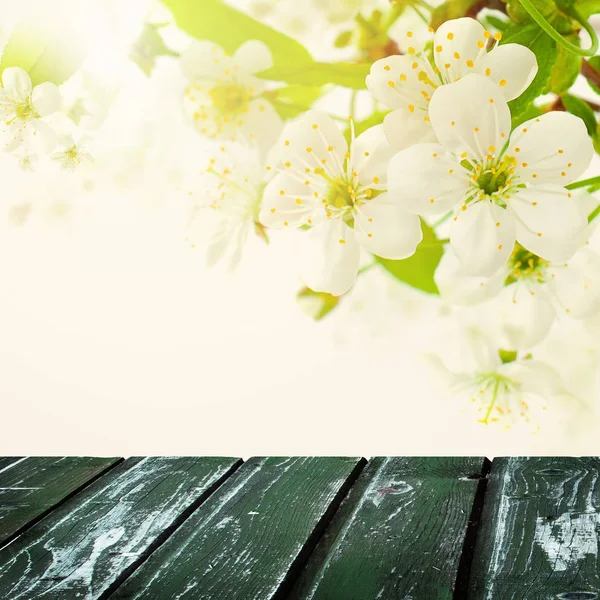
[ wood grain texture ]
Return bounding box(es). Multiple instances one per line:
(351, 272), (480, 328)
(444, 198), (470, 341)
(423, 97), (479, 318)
(0, 458), (24, 472)
(468, 457), (600, 600)
(110, 456), (366, 600)
(0, 456), (241, 599)
(288, 457), (488, 600)
(0, 456), (121, 548)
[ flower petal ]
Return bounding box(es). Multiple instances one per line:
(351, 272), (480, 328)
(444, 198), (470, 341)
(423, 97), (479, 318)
(274, 110), (347, 175)
(233, 40), (273, 74)
(32, 82), (61, 117)
(388, 143), (469, 216)
(28, 119), (57, 153)
(301, 220), (361, 296)
(429, 73), (511, 161)
(383, 105), (436, 150)
(433, 17), (487, 82)
(474, 43), (537, 101)
(450, 200), (516, 276)
(499, 360), (564, 397)
(366, 55), (431, 111)
(493, 282), (555, 349)
(240, 98), (283, 158)
(510, 185), (586, 262)
(507, 111), (593, 185)
(434, 246), (505, 306)
(260, 172), (322, 228)
(354, 192), (423, 259)
(349, 124), (396, 188)
(1, 67), (32, 100)
(180, 41), (228, 80)
(548, 248), (600, 318)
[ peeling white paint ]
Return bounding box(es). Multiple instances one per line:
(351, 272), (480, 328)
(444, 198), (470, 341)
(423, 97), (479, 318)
(534, 512), (600, 571)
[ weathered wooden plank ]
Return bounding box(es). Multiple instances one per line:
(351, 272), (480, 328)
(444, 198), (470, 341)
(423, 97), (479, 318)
(0, 458), (24, 472)
(468, 457), (600, 600)
(0, 456), (121, 547)
(0, 456), (241, 599)
(110, 456), (366, 600)
(288, 457), (488, 600)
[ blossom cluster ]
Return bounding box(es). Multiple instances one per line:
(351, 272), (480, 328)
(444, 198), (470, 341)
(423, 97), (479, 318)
(4, 0), (600, 434)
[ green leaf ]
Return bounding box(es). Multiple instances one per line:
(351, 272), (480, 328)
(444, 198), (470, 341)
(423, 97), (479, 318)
(577, 0), (600, 18)
(505, 0), (557, 23)
(375, 220), (444, 295)
(561, 94), (598, 137)
(502, 23), (557, 124)
(130, 22), (179, 77)
(548, 34), (581, 95)
(297, 287), (340, 320)
(511, 103), (543, 129)
(266, 85), (323, 120)
(0, 19), (86, 86)
(430, 0), (480, 29)
(347, 110), (388, 138)
(259, 61), (370, 90)
(162, 0), (313, 70)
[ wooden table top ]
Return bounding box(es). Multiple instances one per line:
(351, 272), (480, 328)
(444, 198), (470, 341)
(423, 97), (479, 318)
(0, 456), (598, 599)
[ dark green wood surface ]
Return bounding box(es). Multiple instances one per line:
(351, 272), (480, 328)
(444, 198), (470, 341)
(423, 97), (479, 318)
(468, 457), (600, 600)
(0, 456), (121, 548)
(0, 458), (23, 471)
(111, 456), (365, 600)
(0, 456), (240, 599)
(289, 457), (488, 600)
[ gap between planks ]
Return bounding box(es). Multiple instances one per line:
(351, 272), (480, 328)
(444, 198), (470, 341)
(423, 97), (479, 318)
(98, 458), (244, 600)
(0, 457), (126, 552)
(453, 458), (493, 600)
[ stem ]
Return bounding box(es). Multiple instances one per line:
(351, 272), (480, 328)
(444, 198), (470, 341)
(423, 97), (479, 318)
(566, 175), (600, 190)
(432, 211), (453, 228)
(349, 90), (358, 122)
(518, 0), (599, 57)
(582, 59), (600, 89)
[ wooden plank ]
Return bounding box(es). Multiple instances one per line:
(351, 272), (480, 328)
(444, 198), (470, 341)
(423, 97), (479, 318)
(110, 456), (366, 600)
(0, 458), (24, 472)
(468, 457), (600, 599)
(0, 456), (241, 599)
(0, 456), (121, 547)
(288, 457), (488, 600)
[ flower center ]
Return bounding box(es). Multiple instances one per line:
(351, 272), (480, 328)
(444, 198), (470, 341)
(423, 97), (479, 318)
(506, 245), (548, 284)
(327, 178), (356, 209)
(477, 168), (509, 196)
(209, 84), (250, 115)
(14, 98), (38, 121)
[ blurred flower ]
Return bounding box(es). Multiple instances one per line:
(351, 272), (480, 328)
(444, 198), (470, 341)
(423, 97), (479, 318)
(185, 145), (268, 269)
(428, 327), (573, 431)
(260, 110), (422, 295)
(180, 39), (281, 155)
(368, 17), (537, 149)
(51, 133), (95, 172)
(0, 67), (61, 154)
(389, 74), (592, 276)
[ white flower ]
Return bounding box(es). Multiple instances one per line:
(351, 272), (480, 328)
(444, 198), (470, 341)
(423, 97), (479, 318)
(259, 110), (423, 295)
(51, 133), (94, 172)
(367, 17), (537, 149)
(389, 74), (592, 276)
(430, 328), (569, 430)
(437, 243), (600, 349)
(0, 67), (61, 153)
(180, 40), (282, 155)
(185, 146), (267, 269)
